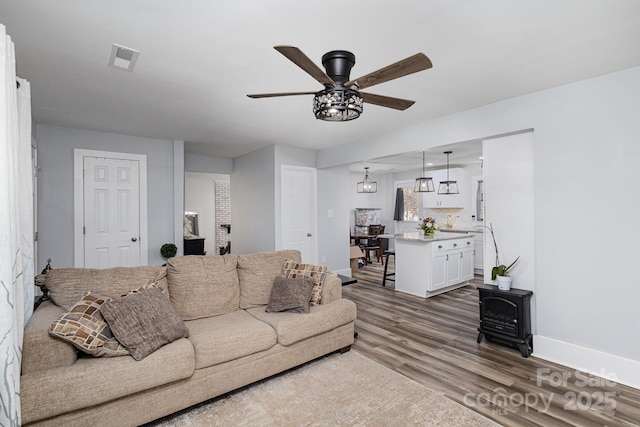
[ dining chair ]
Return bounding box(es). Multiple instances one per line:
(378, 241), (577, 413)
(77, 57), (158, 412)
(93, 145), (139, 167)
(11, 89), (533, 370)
(364, 224), (385, 265)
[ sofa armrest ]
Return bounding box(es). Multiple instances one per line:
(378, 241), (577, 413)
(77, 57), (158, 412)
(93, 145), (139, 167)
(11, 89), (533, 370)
(22, 300), (77, 375)
(320, 273), (342, 304)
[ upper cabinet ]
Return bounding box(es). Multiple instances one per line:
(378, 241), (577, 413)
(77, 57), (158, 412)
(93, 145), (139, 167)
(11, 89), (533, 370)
(423, 167), (466, 208)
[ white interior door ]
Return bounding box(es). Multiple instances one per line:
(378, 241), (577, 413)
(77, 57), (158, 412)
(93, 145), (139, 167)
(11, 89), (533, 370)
(74, 149), (148, 268)
(84, 156), (140, 268)
(281, 165), (317, 264)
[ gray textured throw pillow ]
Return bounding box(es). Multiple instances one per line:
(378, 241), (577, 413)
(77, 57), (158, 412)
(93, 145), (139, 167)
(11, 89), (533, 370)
(266, 276), (315, 313)
(101, 287), (189, 360)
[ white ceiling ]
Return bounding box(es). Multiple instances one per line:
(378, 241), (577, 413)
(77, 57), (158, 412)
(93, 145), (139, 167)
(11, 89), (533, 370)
(2, 1), (640, 162)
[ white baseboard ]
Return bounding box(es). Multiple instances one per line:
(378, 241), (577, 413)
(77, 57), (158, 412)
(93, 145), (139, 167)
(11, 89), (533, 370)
(534, 335), (640, 390)
(331, 268), (353, 277)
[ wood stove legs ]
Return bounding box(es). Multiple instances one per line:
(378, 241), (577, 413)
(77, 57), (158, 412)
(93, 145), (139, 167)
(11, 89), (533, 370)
(477, 329), (533, 358)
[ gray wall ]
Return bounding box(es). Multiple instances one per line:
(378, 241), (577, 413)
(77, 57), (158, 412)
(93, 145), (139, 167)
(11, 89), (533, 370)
(185, 152), (233, 174)
(36, 124), (179, 267)
(231, 145), (275, 254)
(317, 165), (351, 271)
(316, 65), (640, 387)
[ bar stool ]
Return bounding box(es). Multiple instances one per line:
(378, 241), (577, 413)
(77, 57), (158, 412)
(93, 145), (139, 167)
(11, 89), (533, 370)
(382, 249), (395, 287)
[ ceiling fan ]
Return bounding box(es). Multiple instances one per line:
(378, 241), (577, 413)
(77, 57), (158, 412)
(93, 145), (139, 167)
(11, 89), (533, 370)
(247, 46), (433, 122)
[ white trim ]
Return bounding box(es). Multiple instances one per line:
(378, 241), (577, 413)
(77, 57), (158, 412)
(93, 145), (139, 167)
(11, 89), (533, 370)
(73, 149), (148, 267)
(332, 267), (352, 277)
(533, 335), (640, 390)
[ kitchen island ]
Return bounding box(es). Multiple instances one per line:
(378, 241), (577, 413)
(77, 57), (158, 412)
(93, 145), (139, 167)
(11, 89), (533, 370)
(380, 231), (475, 298)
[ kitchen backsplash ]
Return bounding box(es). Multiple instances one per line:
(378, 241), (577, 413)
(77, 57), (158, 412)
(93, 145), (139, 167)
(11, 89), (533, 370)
(395, 207), (482, 234)
(423, 207), (481, 229)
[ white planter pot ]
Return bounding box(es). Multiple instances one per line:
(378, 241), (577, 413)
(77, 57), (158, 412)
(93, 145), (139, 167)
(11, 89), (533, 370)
(496, 275), (512, 291)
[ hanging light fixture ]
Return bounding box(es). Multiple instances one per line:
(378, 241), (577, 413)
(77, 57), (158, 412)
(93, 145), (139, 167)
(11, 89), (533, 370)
(438, 151), (459, 195)
(415, 151), (435, 192)
(357, 167), (377, 193)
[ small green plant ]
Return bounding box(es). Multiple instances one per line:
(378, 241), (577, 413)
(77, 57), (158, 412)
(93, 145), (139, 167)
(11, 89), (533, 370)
(483, 223), (519, 280)
(160, 243), (177, 259)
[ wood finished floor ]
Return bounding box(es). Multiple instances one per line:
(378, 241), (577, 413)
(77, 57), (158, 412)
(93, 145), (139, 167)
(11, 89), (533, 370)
(344, 262), (640, 426)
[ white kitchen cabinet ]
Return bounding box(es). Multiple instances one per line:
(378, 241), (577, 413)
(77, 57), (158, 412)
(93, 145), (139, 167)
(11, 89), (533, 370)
(422, 168), (466, 208)
(429, 237), (474, 291)
(460, 245), (475, 282)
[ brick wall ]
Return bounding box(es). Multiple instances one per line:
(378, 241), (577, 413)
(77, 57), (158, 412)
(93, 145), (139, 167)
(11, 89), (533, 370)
(214, 181), (231, 252)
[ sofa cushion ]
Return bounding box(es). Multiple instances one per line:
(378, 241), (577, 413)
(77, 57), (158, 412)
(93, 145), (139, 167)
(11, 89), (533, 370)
(185, 310), (277, 369)
(237, 249), (301, 309)
(282, 260), (329, 305)
(45, 266), (167, 310)
(101, 287), (190, 360)
(49, 292), (129, 357)
(22, 301), (78, 374)
(266, 276), (315, 313)
(167, 254), (240, 320)
(246, 298), (357, 346)
(20, 338), (195, 424)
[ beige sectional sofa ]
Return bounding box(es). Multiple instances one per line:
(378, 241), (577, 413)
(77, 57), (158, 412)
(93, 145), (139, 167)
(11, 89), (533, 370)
(21, 250), (357, 426)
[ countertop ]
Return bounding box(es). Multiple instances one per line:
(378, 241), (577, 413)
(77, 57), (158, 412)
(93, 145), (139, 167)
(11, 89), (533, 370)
(437, 226), (484, 233)
(378, 231), (476, 242)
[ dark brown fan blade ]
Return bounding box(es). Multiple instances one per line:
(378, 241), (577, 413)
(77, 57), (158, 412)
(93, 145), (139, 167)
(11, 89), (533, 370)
(360, 92), (415, 110)
(274, 46), (336, 87)
(247, 91), (317, 99)
(344, 53), (432, 90)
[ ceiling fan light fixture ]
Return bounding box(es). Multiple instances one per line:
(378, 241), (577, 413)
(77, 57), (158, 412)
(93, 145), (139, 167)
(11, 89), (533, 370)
(357, 166), (377, 193)
(313, 87), (363, 121)
(438, 151), (459, 195)
(415, 151), (435, 192)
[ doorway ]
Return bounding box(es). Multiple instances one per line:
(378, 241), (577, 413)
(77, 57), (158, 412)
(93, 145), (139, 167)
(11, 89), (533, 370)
(184, 172), (230, 256)
(73, 149), (148, 267)
(280, 165), (318, 264)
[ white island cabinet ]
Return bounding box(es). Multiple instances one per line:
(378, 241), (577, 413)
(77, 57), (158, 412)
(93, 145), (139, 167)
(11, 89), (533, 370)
(383, 232), (474, 298)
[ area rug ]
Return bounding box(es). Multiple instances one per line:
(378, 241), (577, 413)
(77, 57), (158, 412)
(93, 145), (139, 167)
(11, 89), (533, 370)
(150, 351), (498, 426)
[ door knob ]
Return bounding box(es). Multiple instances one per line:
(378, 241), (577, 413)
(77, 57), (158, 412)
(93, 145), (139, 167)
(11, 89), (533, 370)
(131, 237), (138, 242)
(307, 233), (312, 237)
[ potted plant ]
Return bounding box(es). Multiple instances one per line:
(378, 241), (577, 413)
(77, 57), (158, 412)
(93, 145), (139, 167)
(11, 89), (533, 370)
(160, 243), (177, 259)
(484, 223), (519, 290)
(419, 217), (438, 236)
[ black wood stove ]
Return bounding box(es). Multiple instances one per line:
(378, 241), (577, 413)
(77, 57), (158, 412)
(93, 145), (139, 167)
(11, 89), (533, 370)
(477, 284), (533, 357)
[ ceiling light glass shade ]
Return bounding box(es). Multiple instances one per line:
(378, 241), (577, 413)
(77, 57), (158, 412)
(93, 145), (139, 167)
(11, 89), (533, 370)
(415, 177), (435, 192)
(438, 151), (459, 194)
(438, 181), (459, 194)
(313, 87), (363, 121)
(415, 151), (435, 192)
(357, 167), (377, 193)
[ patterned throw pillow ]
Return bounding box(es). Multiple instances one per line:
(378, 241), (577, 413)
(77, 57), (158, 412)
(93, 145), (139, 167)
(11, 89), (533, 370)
(266, 276), (315, 313)
(49, 292), (129, 357)
(282, 260), (328, 305)
(101, 287), (189, 361)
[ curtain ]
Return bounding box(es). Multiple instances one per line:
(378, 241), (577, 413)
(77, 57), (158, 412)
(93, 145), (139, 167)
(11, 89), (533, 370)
(1, 24), (33, 426)
(393, 187), (404, 221)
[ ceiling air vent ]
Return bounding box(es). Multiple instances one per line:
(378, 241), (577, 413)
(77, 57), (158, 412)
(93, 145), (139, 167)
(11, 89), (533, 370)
(108, 44), (140, 72)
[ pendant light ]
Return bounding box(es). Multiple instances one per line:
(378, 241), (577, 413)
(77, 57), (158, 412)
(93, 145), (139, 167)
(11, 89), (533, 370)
(357, 167), (377, 193)
(438, 151), (459, 195)
(415, 151), (435, 192)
